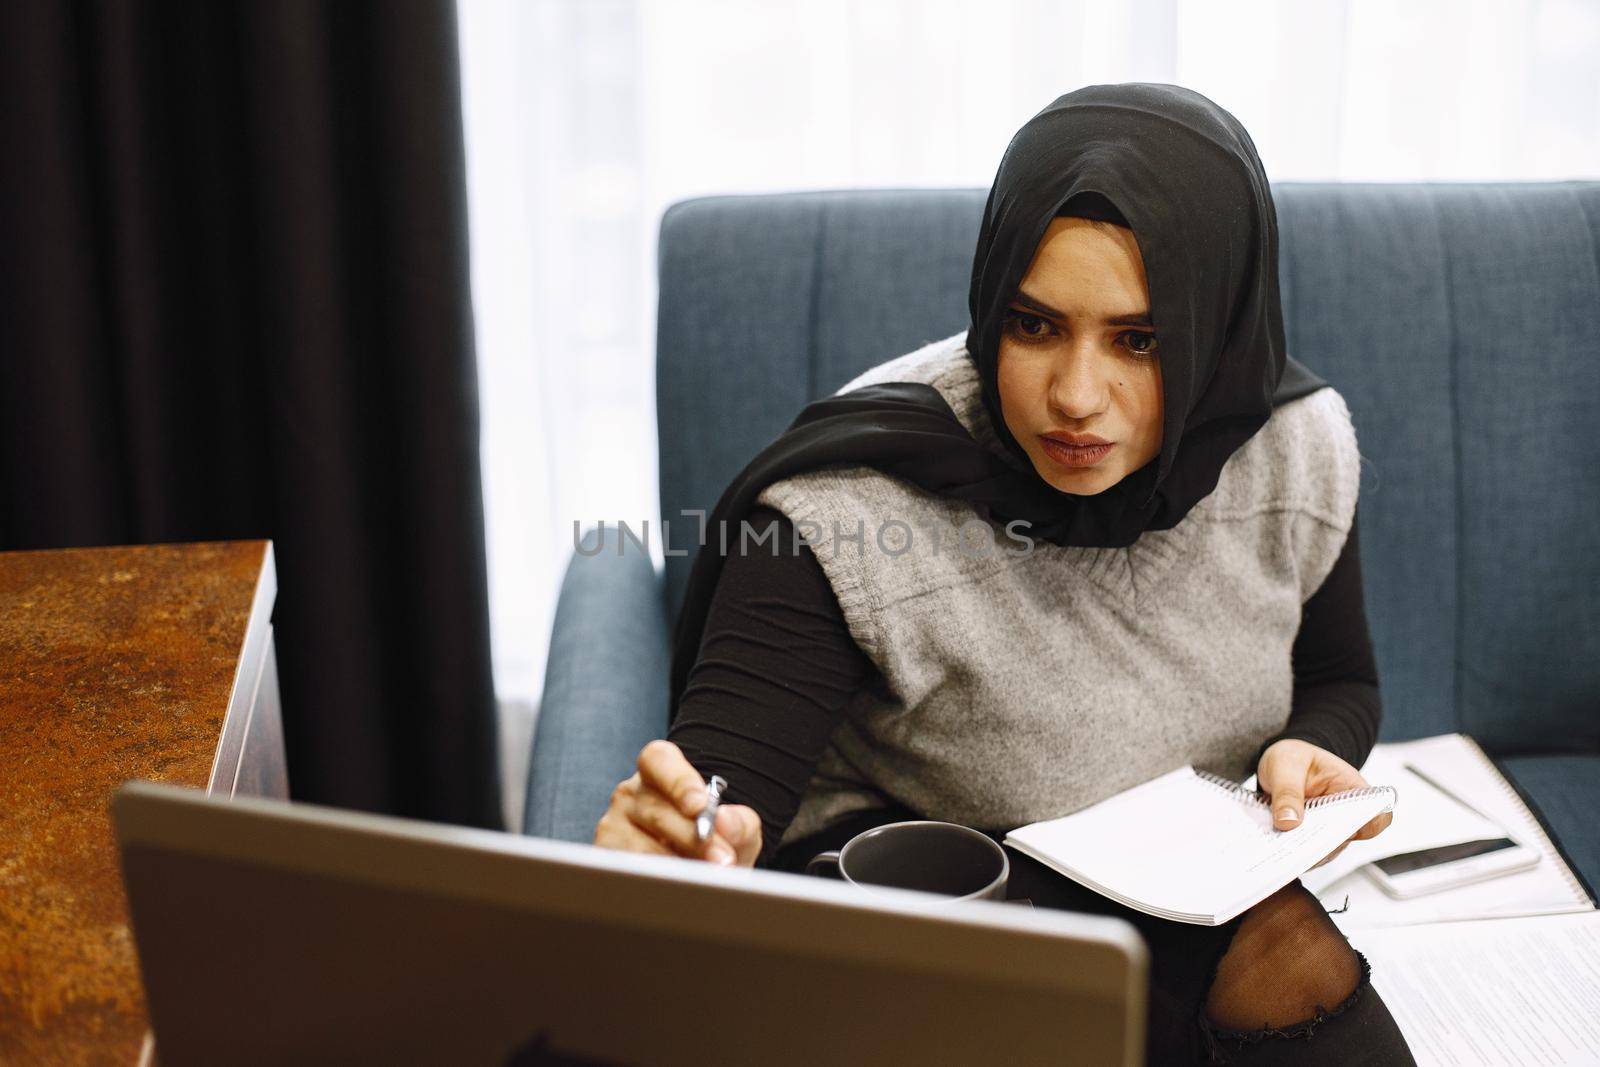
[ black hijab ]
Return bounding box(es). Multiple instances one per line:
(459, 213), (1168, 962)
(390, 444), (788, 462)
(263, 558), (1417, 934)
(667, 83), (1326, 722)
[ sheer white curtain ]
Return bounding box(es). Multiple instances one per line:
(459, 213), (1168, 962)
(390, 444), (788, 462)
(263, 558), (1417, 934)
(458, 0), (1600, 711)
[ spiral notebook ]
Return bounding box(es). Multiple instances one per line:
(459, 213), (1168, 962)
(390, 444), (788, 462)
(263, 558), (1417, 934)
(1003, 765), (1398, 926)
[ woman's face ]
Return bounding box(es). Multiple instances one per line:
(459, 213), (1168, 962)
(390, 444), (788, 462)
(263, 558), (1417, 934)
(996, 216), (1164, 496)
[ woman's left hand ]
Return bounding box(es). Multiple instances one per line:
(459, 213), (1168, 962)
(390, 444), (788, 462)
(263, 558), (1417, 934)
(1257, 739), (1393, 869)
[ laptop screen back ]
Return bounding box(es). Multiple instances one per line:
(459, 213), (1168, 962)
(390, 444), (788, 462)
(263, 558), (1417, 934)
(113, 782), (1147, 1066)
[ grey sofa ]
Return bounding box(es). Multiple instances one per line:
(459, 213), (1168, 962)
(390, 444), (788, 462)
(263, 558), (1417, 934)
(524, 185), (1600, 896)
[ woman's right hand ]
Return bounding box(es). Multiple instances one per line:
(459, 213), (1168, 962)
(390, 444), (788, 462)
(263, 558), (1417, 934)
(593, 739), (763, 867)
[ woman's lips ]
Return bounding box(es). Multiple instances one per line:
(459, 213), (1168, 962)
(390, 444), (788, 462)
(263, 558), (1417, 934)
(1039, 436), (1115, 468)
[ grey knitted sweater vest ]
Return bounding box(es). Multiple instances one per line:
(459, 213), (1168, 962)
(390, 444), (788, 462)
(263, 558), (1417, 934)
(754, 331), (1361, 849)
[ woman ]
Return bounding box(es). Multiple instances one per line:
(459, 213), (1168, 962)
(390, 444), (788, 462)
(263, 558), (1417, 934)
(594, 83), (1416, 1065)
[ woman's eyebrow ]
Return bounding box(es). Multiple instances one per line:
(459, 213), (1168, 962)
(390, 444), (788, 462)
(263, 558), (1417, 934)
(1012, 289), (1152, 328)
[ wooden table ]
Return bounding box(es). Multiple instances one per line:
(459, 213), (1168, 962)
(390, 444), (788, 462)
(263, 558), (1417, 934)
(0, 541), (287, 1066)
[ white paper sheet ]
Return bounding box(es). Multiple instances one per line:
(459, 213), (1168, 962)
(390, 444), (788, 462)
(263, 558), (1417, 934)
(1350, 910), (1600, 1066)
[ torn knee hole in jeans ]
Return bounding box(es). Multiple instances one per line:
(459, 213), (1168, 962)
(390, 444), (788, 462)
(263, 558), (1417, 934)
(1198, 949), (1373, 1062)
(1200, 879), (1365, 1030)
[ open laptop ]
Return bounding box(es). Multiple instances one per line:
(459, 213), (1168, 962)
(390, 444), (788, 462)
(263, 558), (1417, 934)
(112, 781), (1148, 1066)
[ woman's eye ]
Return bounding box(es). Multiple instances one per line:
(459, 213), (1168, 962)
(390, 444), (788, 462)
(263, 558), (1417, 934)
(1121, 331), (1158, 357)
(1004, 310), (1053, 340)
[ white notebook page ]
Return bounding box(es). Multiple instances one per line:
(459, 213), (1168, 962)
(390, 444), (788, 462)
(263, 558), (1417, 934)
(1005, 765), (1396, 923)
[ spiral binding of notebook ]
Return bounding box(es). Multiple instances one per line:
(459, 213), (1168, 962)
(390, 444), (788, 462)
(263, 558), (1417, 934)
(1192, 767), (1394, 811)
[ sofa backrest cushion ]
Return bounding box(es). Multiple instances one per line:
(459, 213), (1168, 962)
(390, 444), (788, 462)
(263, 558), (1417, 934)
(655, 184), (1600, 754)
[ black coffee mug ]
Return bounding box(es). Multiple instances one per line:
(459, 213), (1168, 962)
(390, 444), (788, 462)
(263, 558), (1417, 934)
(805, 820), (1009, 903)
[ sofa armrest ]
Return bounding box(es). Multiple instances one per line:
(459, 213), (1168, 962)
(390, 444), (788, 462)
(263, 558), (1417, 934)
(523, 526), (671, 842)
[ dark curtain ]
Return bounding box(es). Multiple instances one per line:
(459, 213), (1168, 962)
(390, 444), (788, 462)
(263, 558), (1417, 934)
(0, 0), (501, 829)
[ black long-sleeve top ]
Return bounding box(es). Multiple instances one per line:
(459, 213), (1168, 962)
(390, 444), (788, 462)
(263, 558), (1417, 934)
(670, 503), (1382, 869)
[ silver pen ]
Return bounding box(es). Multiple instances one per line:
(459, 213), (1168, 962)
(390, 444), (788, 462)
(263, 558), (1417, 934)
(1402, 762), (1492, 824)
(695, 775), (728, 843)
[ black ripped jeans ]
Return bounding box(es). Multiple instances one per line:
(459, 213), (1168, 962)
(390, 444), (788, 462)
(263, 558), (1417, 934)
(775, 809), (1417, 1066)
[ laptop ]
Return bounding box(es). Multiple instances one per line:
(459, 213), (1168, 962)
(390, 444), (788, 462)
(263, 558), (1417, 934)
(112, 781), (1148, 1066)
